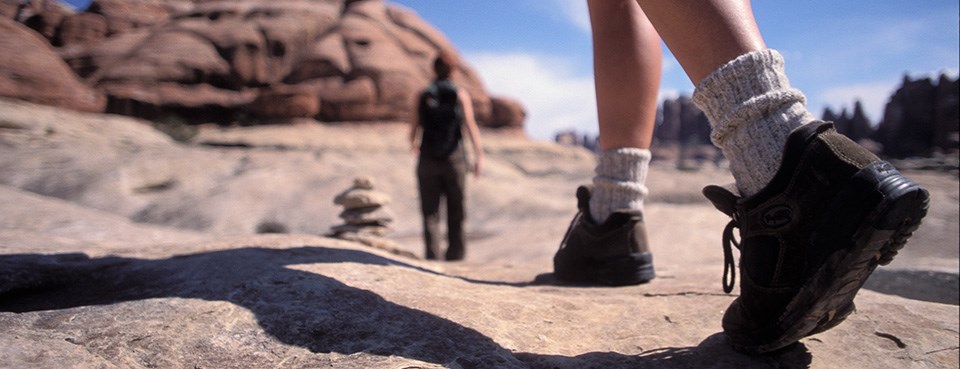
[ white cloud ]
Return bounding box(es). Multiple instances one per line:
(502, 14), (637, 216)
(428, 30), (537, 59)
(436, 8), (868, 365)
(466, 50), (698, 141)
(545, 0), (591, 34)
(817, 81), (897, 124)
(466, 51), (597, 140)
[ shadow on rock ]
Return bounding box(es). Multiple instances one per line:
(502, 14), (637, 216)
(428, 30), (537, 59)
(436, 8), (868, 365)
(0, 247), (526, 366)
(517, 333), (812, 369)
(0, 247), (806, 368)
(863, 268), (959, 305)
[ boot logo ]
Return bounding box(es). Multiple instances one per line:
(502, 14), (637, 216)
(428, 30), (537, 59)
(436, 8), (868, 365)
(762, 205), (793, 228)
(876, 161), (895, 173)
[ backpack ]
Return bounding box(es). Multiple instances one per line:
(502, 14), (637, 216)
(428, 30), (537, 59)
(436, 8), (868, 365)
(418, 80), (464, 159)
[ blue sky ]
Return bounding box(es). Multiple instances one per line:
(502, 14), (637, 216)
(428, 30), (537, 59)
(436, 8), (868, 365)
(62, 0), (959, 140)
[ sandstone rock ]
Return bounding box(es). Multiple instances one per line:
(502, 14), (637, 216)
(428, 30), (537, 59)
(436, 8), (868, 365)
(57, 12), (108, 47)
(489, 95), (527, 128)
(847, 101), (874, 142)
(176, 16), (269, 87)
(329, 223), (390, 236)
(102, 82), (257, 122)
(22, 7), (65, 41)
(337, 2), (428, 121)
(0, 18), (105, 113)
(933, 74), (959, 152)
(86, 0), (175, 35)
(312, 76), (379, 121)
(352, 176), (375, 190)
(656, 95), (710, 145)
(8, 0), (525, 131)
(339, 206), (393, 225)
(239, 1), (341, 84)
(100, 30), (230, 84)
(0, 0), (20, 19)
(652, 95), (717, 164)
(876, 74), (959, 158)
(0, 234), (956, 369)
(333, 188), (391, 209)
(331, 175), (397, 237)
(384, 3), (494, 124)
(0, 101), (956, 369)
(335, 232), (419, 259)
(250, 85), (320, 119)
(286, 32), (351, 83)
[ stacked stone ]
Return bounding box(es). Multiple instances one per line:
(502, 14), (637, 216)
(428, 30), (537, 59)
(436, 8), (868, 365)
(330, 176), (394, 237)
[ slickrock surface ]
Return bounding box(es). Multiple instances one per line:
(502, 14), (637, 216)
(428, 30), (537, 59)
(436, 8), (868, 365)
(1, 98), (957, 368)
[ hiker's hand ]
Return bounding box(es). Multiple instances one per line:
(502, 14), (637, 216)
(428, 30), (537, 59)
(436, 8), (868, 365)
(473, 157), (483, 177)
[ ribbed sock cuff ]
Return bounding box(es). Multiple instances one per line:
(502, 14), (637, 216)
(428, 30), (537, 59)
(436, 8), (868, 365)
(590, 148), (651, 223)
(692, 49), (815, 196)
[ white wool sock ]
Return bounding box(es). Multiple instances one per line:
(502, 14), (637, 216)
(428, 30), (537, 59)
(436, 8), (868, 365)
(590, 148), (651, 223)
(692, 49), (816, 197)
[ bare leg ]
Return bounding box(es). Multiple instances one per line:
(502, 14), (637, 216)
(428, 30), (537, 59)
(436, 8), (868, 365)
(587, 0), (660, 223)
(634, 0), (764, 85)
(630, 1), (932, 354)
(548, 0), (662, 285)
(637, 0), (812, 197)
(589, 0), (661, 150)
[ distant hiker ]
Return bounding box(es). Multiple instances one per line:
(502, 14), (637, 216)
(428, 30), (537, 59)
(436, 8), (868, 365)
(548, 0), (929, 354)
(409, 53), (484, 261)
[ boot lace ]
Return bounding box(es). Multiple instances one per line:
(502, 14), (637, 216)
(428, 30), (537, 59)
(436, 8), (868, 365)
(722, 217), (741, 294)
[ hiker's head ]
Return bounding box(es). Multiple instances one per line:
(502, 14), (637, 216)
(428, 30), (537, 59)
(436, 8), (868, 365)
(433, 52), (457, 80)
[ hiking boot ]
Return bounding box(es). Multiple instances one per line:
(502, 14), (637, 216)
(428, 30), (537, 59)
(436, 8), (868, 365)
(703, 121), (929, 353)
(552, 185), (655, 286)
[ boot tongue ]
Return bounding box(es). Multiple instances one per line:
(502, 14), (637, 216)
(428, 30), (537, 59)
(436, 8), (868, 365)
(576, 185), (593, 211)
(702, 184), (740, 217)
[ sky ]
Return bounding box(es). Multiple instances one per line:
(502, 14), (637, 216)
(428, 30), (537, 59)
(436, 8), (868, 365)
(61, 0), (959, 140)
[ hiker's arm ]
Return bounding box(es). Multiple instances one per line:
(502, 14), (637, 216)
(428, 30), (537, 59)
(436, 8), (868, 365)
(459, 88), (484, 177)
(409, 95), (421, 154)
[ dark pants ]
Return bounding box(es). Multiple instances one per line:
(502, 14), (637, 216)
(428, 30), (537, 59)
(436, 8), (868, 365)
(416, 150), (467, 260)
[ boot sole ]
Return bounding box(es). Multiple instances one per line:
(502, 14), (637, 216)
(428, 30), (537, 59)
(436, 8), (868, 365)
(732, 161), (929, 354)
(554, 251), (656, 286)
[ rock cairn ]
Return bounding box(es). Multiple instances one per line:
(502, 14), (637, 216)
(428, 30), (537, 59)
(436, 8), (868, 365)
(329, 176), (417, 259)
(330, 176), (394, 237)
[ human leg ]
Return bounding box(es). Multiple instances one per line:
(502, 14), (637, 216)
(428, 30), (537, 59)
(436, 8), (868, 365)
(636, 0), (930, 352)
(591, 0), (661, 152)
(550, 0), (659, 286)
(634, 0), (765, 85)
(587, 0), (660, 223)
(636, 0), (805, 197)
(417, 158), (443, 260)
(444, 156), (468, 261)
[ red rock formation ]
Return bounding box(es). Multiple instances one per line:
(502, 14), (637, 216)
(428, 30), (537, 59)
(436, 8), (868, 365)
(0, 0), (21, 19)
(85, 0), (180, 35)
(6, 0), (525, 131)
(57, 12), (108, 47)
(250, 85), (320, 119)
(489, 96), (526, 129)
(0, 0), (525, 128)
(656, 95), (710, 146)
(0, 17), (105, 112)
(23, 6), (65, 40)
